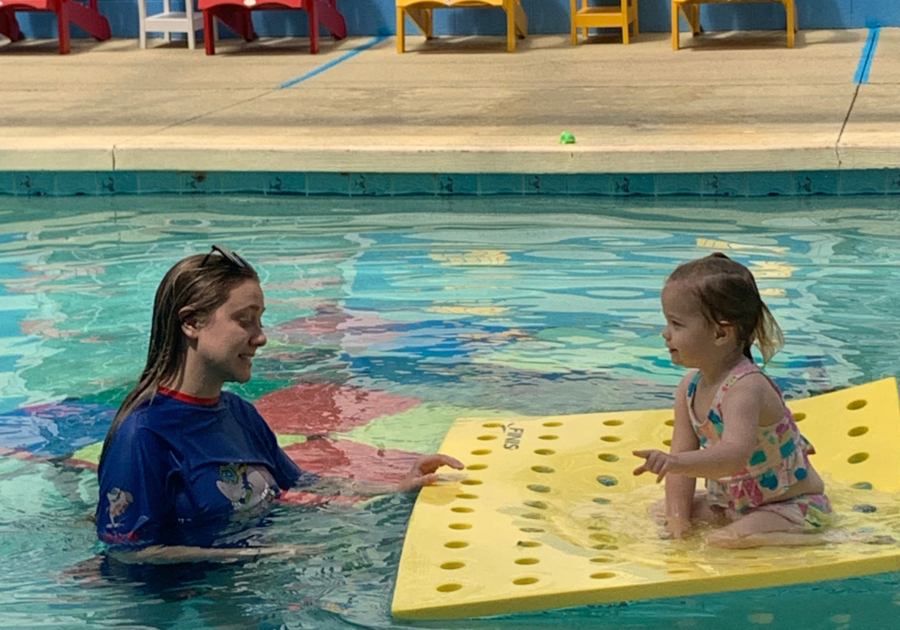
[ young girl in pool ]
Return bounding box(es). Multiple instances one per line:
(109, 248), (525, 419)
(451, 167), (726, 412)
(633, 253), (833, 548)
(96, 245), (463, 563)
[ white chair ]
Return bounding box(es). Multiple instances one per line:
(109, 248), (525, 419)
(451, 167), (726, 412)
(138, 0), (206, 49)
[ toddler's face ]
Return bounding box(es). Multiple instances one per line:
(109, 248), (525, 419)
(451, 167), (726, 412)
(660, 281), (717, 368)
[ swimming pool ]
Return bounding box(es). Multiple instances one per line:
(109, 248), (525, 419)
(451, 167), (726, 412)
(1, 194), (899, 630)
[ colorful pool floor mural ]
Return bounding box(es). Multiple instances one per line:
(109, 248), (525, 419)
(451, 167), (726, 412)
(2, 195), (900, 629)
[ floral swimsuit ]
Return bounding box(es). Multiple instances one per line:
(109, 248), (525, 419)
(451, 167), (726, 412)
(687, 360), (832, 530)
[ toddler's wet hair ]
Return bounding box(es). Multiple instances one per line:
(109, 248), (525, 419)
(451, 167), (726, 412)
(668, 252), (784, 364)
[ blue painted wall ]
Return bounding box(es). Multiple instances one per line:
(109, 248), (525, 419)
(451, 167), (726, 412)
(10, 0), (900, 41)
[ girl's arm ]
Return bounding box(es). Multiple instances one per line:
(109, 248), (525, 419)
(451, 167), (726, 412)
(109, 544), (323, 565)
(668, 377), (760, 479)
(302, 454), (465, 497)
(664, 374), (699, 537)
(635, 377), (762, 481)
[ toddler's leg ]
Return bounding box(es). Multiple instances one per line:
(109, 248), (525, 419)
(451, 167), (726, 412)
(648, 492), (726, 526)
(705, 510), (828, 549)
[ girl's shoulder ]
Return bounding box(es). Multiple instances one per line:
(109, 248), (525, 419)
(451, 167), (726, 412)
(676, 370), (700, 397)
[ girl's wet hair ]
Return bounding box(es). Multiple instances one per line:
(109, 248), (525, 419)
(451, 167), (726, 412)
(98, 252), (259, 474)
(667, 252), (784, 364)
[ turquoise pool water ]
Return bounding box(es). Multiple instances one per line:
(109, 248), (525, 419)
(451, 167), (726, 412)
(1, 195), (899, 630)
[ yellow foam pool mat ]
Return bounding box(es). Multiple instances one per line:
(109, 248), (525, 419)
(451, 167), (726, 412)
(393, 377), (900, 619)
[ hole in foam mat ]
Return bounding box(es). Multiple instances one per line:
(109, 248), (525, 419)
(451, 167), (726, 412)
(461, 479), (483, 485)
(847, 399), (868, 410)
(456, 493), (478, 499)
(482, 422), (503, 428)
(520, 527), (545, 533)
(663, 439), (672, 447)
(534, 449), (555, 456)
(590, 533), (615, 543)
(531, 465), (555, 474)
(513, 577), (539, 585)
(515, 558), (540, 565)
(598, 454), (619, 462)
(848, 452), (870, 464)
(436, 583), (462, 593)
(528, 484), (552, 493)
(539, 435), (559, 440)
(603, 419), (623, 426)
(852, 481), (873, 490)
(477, 435), (498, 441)
(590, 556), (614, 563)
(596, 475), (618, 487)
(848, 426), (869, 437)
(543, 421), (563, 427)
(668, 568), (692, 574)
(664, 419), (675, 426)
(449, 523), (472, 530)
(451, 507), (474, 513)
(590, 572), (616, 580)
(522, 513), (545, 520)
(445, 541), (469, 549)
(593, 497), (611, 504)
(748, 563), (772, 569)
(592, 543), (618, 551)
(467, 464), (488, 470)
(518, 541), (542, 548)
(793, 412), (806, 422)
(441, 562), (465, 570)
(600, 436), (621, 442)
(471, 449), (492, 456)
(524, 500), (548, 509)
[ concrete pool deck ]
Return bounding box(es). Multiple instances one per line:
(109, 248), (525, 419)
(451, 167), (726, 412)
(0, 28), (898, 175)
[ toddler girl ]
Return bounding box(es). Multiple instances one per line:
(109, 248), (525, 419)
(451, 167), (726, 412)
(633, 253), (832, 548)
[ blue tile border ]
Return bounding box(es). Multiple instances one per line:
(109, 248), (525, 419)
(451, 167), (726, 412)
(2, 169), (900, 198)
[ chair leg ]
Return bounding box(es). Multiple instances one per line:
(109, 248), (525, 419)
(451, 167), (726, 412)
(0, 9), (23, 42)
(66, 0), (111, 41)
(633, 0), (639, 36)
(671, 0), (679, 50)
(396, 7), (405, 52)
(56, 0), (70, 54)
(784, 0), (795, 48)
(506, 2), (514, 51)
(570, 0), (577, 45)
(138, 0), (147, 48)
(204, 9), (216, 54)
(308, 0), (319, 53)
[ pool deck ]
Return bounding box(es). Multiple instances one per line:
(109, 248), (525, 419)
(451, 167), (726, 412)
(0, 28), (898, 174)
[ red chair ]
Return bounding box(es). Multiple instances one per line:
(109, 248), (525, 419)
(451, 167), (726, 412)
(0, 0), (111, 54)
(198, 0), (346, 54)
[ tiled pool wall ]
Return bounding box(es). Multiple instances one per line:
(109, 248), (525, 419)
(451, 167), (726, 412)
(1, 170), (900, 198)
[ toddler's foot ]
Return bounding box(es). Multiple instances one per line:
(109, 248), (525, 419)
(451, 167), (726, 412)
(822, 530), (896, 545)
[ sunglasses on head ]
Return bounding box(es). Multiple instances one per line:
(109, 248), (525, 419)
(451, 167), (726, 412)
(201, 244), (253, 271)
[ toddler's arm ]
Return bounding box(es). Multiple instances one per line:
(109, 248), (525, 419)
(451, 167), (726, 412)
(665, 375), (698, 536)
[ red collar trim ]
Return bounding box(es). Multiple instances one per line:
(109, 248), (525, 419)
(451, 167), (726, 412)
(157, 386), (219, 407)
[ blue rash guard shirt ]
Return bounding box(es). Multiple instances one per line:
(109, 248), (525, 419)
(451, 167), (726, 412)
(96, 388), (317, 550)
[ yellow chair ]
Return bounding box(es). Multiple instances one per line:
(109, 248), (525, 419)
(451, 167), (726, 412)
(571, 0), (638, 45)
(672, 0), (797, 50)
(396, 0), (528, 52)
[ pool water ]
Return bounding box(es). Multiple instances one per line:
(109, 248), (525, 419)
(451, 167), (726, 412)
(1, 194), (899, 630)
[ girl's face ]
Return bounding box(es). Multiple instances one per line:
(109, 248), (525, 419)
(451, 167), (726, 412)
(193, 279), (267, 387)
(660, 281), (718, 368)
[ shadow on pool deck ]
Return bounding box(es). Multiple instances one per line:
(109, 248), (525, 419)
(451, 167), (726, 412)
(0, 29), (898, 174)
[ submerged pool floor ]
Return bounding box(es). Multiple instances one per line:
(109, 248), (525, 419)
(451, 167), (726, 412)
(1, 195), (899, 629)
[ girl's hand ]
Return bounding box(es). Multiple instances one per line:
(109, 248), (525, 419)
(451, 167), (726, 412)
(633, 449), (679, 482)
(397, 454), (465, 492)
